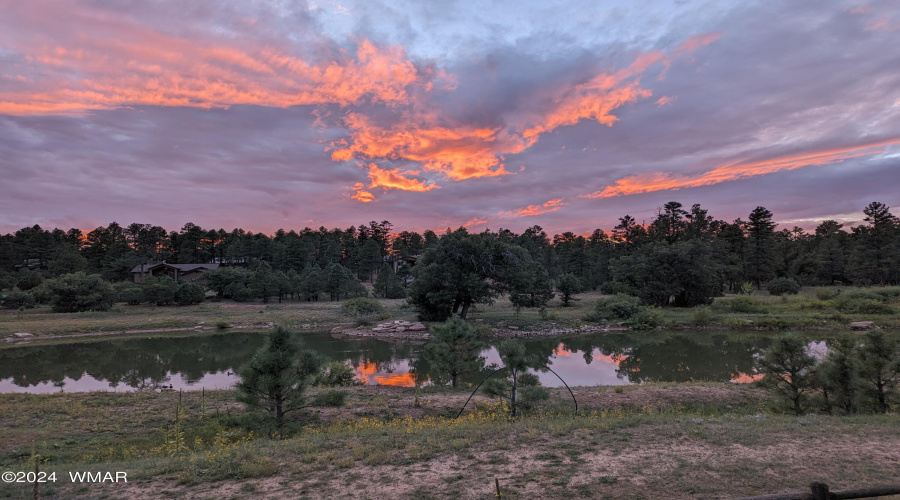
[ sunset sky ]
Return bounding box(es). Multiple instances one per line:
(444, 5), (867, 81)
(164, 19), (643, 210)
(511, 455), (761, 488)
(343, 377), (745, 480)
(1, 0), (899, 235)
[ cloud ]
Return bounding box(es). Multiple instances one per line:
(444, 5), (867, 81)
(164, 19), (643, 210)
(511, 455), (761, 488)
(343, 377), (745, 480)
(331, 112), (522, 181)
(0, 3), (423, 115)
(499, 198), (567, 217)
(583, 138), (900, 199)
(365, 163), (439, 191)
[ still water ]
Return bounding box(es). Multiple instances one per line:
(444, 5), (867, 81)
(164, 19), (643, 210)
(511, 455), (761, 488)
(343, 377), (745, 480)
(0, 330), (793, 393)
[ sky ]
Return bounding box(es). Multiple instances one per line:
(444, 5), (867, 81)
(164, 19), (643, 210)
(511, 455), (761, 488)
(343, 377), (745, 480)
(1, 0), (899, 236)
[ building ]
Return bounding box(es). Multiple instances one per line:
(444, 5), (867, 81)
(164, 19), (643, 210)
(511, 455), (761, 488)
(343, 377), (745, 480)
(130, 262), (219, 284)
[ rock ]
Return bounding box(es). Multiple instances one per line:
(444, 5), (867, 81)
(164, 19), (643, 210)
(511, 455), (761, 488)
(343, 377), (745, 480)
(331, 326), (343, 333)
(408, 323), (426, 331)
(508, 326), (518, 330)
(12, 332), (33, 338)
(850, 321), (876, 330)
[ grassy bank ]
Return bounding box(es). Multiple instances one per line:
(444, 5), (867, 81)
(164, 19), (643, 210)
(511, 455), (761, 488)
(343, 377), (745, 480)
(1, 384), (898, 499)
(2, 287), (898, 345)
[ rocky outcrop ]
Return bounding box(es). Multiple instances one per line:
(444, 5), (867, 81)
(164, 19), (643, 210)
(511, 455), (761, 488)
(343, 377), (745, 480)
(850, 321), (878, 330)
(334, 320), (431, 340)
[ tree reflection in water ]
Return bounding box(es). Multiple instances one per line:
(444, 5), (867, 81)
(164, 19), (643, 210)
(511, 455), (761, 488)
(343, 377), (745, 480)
(0, 330), (777, 393)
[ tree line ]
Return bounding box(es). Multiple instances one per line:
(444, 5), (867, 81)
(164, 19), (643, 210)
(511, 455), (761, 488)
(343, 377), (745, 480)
(1, 201), (899, 314)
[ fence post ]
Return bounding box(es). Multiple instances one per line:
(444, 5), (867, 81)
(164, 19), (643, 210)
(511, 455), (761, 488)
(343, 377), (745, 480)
(810, 482), (831, 500)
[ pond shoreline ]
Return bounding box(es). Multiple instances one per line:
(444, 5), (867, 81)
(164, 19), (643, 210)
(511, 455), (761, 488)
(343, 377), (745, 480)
(3, 319), (889, 346)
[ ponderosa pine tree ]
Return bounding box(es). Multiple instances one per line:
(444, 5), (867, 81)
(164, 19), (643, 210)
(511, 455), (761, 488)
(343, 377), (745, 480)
(423, 316), (485, 387)
(745, 206), (777, 289)
(236, 326), (325, 428)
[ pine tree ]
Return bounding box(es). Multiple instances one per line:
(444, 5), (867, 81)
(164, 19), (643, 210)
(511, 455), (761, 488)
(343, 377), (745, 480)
(745, 206), (777, 289)
(423, 316), (485, 387)
(236, 326), (324, 428)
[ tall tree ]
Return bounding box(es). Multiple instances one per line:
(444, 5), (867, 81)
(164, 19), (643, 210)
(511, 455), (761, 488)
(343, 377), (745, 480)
(851, 202), (898, 285)
(744, 206), (777, 289)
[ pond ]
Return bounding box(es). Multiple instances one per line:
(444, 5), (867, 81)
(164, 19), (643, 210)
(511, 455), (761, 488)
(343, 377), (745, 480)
(0, 330), (815, 393)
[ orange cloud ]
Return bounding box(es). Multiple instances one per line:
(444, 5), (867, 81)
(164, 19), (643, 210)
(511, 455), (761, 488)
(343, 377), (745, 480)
(522, 33), (720, 145)
(330, 112), (523, 181)
(462, 217), (489, 228)
(0, 11), (421, 116)
(331, 33), (721, 187)
(500, 198), (566, 218)
(583, 138), (900, 198)
(347, 182), (376, 203)
(656, 96), (674, 106)
(366, 163), (439, 192)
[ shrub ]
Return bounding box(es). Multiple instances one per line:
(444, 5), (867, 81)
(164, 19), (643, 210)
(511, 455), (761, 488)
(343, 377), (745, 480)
(342, 297), (385, 324)
(315, 361), (359, 387)
(176, 283), (206, 305)
(116, 283), (145, 305)
(587, 294), (642, 322)
(143, 276), (178, 306)
(1, 289), (35, 309)
(691, 307), (711, 326)
(766, 277), (801, 296)
(834, 296), (894, 315)
(815, 287), (840, 301)
(39, 272), (117, 313)
(624, 309), (660, 330)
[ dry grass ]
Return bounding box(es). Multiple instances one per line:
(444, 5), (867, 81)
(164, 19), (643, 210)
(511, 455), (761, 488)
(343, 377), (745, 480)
(2, 384), (898, 500)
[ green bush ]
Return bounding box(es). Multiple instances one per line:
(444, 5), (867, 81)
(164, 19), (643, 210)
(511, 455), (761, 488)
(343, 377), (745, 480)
(115, 283), (145, 305)
(766, 277), (801, 296)
(1, 289), (35, 309)
(815, 287), (840, 301)
(587, 294), (642, 322)
(176, 283), (206, 305)
(311, 390), (347, 407)
(315, 361), (359, 387)
(624, 309), (660, 330)
(691, 307), (712, 326)
(39, 272), (117, 313)
(342, 297), (385, 324)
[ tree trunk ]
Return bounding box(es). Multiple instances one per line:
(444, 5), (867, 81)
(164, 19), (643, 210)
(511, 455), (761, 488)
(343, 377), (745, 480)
(460, 302), (470, 319)
(275, 399), (285, 428)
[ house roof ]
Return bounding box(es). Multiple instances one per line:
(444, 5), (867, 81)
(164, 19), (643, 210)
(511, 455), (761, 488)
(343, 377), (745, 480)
(130, 263), (220, 273)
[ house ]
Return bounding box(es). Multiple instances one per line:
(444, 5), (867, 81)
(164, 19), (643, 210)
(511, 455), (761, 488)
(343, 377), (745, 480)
(130, 262), (220, 284)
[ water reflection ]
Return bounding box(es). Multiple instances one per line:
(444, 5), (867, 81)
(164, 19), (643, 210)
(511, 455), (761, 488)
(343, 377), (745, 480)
(0, 331), (781, 393)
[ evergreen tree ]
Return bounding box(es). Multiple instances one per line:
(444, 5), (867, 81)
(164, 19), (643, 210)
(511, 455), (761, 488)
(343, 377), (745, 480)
(236, 326), (325, 428)
(299, 265), (325, 302)
(757, 333), (819, 415)
(423, 316), (485, 387)
(851, 202), (898, 285)
(373, 263), (405, 299)
(555, 273), (584, 306)
(745, 206), (777, 289)
(856, 331), (899, 413)
(482, 340), (548, 417)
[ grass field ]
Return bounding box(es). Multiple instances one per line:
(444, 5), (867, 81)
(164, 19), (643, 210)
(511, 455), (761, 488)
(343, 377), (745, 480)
(1, 384), (898, 499)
